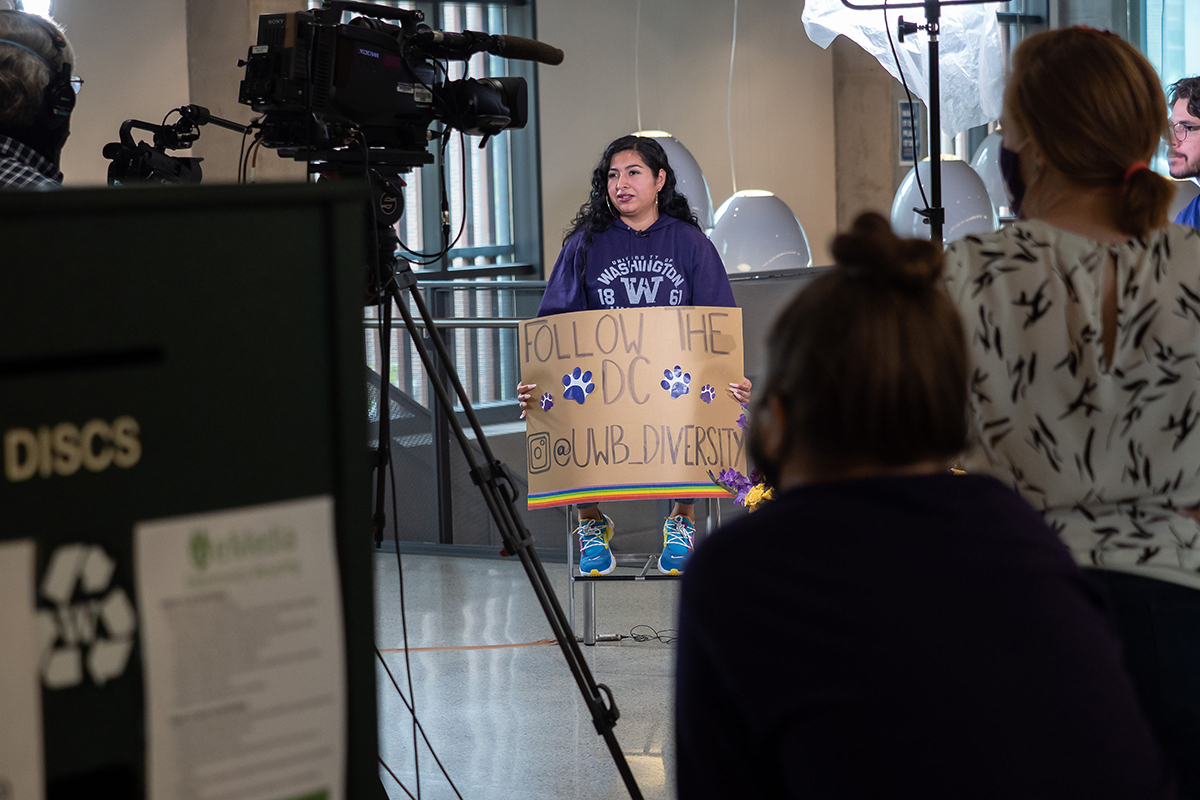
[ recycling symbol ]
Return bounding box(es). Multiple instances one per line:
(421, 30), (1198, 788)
(37, 544), (137, 689)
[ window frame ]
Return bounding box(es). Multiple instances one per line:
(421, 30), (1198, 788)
(317, 0), (544, 279)
(408, 0), (544, 279)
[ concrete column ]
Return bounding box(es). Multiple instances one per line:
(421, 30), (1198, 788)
(832, 37), (912, 230)
(185, 0), (306, 183)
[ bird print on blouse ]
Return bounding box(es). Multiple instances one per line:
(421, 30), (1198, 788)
(945, 221), (1200, 588)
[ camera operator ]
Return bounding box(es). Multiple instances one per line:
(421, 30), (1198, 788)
(0, 5), (77, 189)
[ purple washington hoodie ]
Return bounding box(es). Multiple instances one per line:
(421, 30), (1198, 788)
(537, 215), (735, 316)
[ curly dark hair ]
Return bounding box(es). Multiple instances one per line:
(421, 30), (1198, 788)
(562, 134), (700, 246)
(1169, 76), (1200, 121)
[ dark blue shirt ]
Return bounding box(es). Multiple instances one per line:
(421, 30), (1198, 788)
(1175, 191), (1200, 230)
(537, 215), (735, 315)
(676, 473), (1174, 799)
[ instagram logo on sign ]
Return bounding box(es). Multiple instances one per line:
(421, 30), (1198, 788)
(528, 432), (550, 474)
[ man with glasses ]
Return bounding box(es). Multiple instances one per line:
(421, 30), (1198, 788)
(1168, 77), (1200, 228)
(0, 4), (78, 189)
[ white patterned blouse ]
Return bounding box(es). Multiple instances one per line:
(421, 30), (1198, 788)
(944, 220), (1200, 589)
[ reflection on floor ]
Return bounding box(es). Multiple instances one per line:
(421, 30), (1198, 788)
(375, 552), (681, 800)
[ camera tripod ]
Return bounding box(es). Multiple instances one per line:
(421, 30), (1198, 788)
(358, 165), (645, 800)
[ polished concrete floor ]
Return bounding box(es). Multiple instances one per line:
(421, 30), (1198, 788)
(374, 552), (681, 800)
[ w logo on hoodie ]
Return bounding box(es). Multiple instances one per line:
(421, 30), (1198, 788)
(621, 276), (665, 304)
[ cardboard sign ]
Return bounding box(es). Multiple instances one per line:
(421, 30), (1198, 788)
(520, 306), (746, 509)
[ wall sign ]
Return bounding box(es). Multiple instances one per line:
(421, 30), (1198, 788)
(899, 99), (922, 165)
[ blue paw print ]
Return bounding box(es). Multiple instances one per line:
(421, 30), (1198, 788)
(540, 393), (554, 411)
(700, 384), (716, 404)
(661, 366), (691, 399)
(562, 367), (595, 405)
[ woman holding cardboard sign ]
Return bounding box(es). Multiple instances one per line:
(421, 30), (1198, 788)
(518, 134), (749, 576)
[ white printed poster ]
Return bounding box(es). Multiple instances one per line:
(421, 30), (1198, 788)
(136, 496), (346, 800)
(0, 539), (44, 800)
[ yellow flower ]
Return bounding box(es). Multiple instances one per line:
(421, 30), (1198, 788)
(744, 484), (774, 512)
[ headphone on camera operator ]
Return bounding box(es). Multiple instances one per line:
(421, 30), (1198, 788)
(0, 7), (76, 165)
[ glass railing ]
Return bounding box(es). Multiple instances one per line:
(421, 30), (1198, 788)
(364, 277), (546, 424)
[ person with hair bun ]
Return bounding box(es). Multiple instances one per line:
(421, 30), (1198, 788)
(675, 212), (1170, 799)
(519, 134), (745, 576)
(945, 27), (1200, 796)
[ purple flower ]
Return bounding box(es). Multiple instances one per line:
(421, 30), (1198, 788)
(735, 403), (749, 431)
(711, 465), (773, 506)
(710, 467), (749, 503)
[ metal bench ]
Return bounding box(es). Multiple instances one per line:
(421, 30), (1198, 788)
(565, 499), (722, 645)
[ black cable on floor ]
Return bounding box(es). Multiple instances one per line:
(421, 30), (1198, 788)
(624, 625), (678, 645)
(388, 453), (422, 798)
(379, 756), (417, 800)
(375, 649), (465, 800)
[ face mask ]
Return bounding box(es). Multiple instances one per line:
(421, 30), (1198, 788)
(998, 143), (1025, 218)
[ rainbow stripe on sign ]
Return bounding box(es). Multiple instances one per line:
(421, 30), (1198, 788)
(528, 482), (731, 510)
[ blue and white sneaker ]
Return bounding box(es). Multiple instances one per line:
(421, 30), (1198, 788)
(658, 515), (695, 574)
(578, 515), (616, 575)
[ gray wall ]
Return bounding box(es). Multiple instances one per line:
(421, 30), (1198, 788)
(53, 0), (840, 263)
(831, 36), (915, 231)
(51, 0), (308, 186)
(51, 0), (1117, 256)
(184, 0), (306, 183)
(52, 0), (191, 186)
(537, 0), (838, 268)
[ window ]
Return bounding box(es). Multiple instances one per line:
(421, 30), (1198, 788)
(1145, 0), (1200, 89)
(1142, 1), (1200, 172)
(318, 0), (543, 277)
(348, 1), (546, 415)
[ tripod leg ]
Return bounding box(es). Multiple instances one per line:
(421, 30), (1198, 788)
(371, 273), (393, 548)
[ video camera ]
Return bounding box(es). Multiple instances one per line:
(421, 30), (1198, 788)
(102, 105), (250, 186)
(237, 0), (562, 170)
